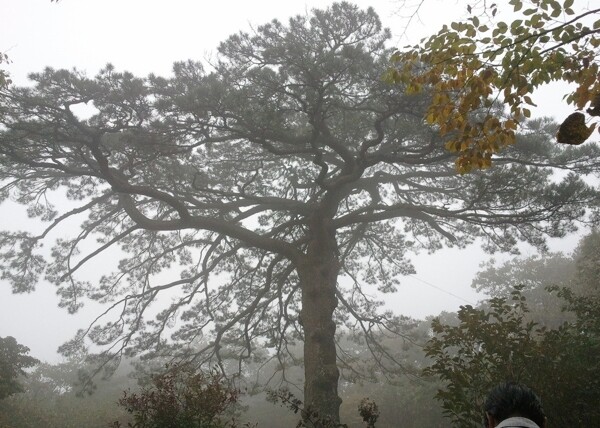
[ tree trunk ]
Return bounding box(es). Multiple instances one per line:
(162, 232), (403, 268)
(298, 216), (342, 425)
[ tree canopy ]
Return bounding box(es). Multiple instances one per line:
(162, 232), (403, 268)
(0, 52), (11, 91)
(388, 0), (600, 172)
(0, 336), (39, 400)
(0, 2), (599, 423)
(425, 283), (600, 426)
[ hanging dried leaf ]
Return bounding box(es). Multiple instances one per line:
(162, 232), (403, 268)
(556, 112), (595, 145)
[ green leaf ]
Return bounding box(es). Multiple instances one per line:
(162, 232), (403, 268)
(511, 20), (524, 34)
(531, 14), (544, 28)
(513, 0), (523, 11)
(550, 7), (562, 18)
(493, 35), (506, 45)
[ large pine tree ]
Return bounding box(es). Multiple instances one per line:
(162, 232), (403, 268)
(1, 3), (598, 422)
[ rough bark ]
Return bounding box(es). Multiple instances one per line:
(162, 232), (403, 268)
(298, 214), (342, 424)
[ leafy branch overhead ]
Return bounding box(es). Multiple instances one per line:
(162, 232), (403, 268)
(387, 0), (600, 172)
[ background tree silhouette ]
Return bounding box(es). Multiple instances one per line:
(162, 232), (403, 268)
(0, 336), (39, 400)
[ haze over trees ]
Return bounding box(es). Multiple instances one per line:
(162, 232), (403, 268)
(1, 2), (600, 424)
(3, 228), (599, 428)
(426, 230), (600, 427)
(0, 336), (39, 400)
(0, 357), (132, 428)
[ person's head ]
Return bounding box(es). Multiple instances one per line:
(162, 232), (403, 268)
(483, 382), (546, 428)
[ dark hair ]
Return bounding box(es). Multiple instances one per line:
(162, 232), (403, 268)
(483, 382), (545, 427)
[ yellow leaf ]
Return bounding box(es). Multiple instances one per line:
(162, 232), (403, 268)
(505, 119), (518, 130)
